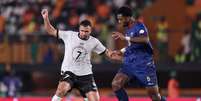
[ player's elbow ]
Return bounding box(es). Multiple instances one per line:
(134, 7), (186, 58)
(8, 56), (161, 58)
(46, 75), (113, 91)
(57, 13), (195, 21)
(144, 37), (149, 43)
(45, 27), (56, 37)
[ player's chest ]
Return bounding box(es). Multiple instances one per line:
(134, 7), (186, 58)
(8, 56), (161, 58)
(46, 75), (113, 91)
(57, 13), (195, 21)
(126, 29), (138, 37)
(68, 37), (95, 52)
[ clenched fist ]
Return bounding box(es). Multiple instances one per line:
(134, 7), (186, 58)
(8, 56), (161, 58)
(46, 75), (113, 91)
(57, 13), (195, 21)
(41, 9), (49, 19)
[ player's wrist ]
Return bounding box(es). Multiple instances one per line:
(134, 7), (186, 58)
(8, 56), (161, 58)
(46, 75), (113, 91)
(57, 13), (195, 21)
(120, 48), (126, 53)
(125, 36), (131, 41)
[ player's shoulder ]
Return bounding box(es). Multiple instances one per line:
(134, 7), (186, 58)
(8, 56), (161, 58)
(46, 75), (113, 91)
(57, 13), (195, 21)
(89, 35), (98, 41)
(135, 21), (146, 29)
(59, 30), (78, 35)
(89, 36), (100, 43)
(135, 22), (148, 33)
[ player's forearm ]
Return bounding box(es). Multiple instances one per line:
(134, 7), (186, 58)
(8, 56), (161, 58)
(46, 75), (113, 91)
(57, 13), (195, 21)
(112, 54), (123, 62)
(43, 17), (57, 37)
(126, 36), (149, 43)
(106, 49), (124, 62)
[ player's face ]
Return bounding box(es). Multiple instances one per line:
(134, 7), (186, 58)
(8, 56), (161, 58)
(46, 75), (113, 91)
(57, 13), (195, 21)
(117, 15), (129, 27)
(79, 25), (92, 39)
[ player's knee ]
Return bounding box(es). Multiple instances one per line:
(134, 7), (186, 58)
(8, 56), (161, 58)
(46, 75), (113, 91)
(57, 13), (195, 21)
(149, 93), (161, 101)
(87, 97), (99, 101)
(86, 91), (100, 101)
(55, 89), (66, 97)
(94, 95), (100, 101)
(111, 81), (122, 91)
(56, 82), (71, 97)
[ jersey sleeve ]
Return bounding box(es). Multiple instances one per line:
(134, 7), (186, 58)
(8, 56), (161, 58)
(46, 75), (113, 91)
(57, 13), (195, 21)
(135, 24), (148, 37)
(57, 30), (72, 40)
(93, 39), (106, 55)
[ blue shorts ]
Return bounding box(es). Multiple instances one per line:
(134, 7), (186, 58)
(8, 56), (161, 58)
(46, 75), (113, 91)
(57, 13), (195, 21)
(120, 55), (158, 87)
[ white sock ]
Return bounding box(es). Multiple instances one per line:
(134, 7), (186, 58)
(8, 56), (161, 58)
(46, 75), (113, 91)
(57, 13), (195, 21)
(52, 95), (61, 101)
(84, 98), (88, 101)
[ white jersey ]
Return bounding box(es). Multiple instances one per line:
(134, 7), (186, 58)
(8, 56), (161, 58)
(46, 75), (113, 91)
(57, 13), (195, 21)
(58, 30), (106, 76)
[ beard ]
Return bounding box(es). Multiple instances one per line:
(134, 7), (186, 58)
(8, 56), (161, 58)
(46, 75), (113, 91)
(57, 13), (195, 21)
(81, 34), (90, 40)
(123, 21), (129, 27)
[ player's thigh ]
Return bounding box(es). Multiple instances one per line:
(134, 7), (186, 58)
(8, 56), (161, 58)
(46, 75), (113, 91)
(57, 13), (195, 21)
(146, 86), (161, 100)
(86, 90), (100, 101)
(112, 72), (129, 89)
(55, 81), (72, 96)
(76, 74), (98, 98)
(133, 62), (158, 87)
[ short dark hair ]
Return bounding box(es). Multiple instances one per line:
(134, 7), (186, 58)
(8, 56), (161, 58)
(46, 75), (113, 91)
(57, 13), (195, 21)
(79, 20), (92, 27)
(116, 6), (132, 17)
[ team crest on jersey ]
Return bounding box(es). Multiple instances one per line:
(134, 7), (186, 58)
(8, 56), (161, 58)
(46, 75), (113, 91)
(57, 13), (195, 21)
(139, 29), (145, 35)
(72, 46), (87, 62)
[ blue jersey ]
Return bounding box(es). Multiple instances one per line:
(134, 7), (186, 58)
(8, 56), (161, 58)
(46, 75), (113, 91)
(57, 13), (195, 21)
(120, 22), (158, 87)
(124, 22), (153, 57)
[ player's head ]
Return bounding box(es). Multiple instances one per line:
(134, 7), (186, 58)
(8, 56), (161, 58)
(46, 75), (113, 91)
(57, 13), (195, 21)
(116, 6), (133, 27)
(79, 20), (92, 39)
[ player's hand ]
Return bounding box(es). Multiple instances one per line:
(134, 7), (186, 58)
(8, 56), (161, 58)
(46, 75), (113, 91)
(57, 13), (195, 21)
(110, 50), (123, 61)
(41, 9), (49, 19)
(112, 32), (125, 40)
(106, 49), (114, 57)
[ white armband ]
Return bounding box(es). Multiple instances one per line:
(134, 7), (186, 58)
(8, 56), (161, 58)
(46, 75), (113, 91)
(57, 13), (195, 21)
(125, 36), (131, 41)
(120, 47), (126, 53)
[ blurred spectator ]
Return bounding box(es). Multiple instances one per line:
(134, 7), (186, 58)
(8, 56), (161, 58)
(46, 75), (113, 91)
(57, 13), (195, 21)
(156, 16), (169, 61)
(30, 35), (39, 64)
(191, 12), (201, 61)
(175, 30), (192, 63)
(2, 64), (22, 97)
(186, 0), (195, 5)
(67, 10), (80, 31)
(0, 13), (5, 42)
(195, 0), (201, 6)
(21, 8), (37, 35)
(96, 3), (111, 22)
(168, 70), (180, 98)
(42, 42), (55, 64)
(112, 0), (126, 8)
(0, 81), (7, 97)
(52, 0), (65, 19)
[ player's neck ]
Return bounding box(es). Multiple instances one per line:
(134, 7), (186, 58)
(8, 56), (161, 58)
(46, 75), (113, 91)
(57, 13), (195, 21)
(128, 20), (137, 28)
(128, 20), (135, 28)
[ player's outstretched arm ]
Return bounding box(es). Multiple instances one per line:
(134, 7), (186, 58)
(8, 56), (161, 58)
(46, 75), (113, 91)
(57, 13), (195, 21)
(112, 32), (149, 43)
(41, 9), (57, 37)
(128, 36), (149, 43)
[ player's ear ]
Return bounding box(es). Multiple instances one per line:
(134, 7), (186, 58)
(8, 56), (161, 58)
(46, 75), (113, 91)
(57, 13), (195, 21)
(88, 26), (92, 33)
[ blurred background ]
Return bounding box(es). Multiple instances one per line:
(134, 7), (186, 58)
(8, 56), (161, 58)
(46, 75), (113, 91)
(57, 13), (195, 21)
(0, 0), (201, 100)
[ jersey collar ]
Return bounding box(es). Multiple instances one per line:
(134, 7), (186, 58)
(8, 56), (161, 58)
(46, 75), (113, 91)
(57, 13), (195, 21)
(78, 33), (90, 41)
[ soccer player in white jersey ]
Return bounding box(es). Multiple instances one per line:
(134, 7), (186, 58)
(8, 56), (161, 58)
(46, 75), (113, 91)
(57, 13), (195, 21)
(41, 9), (113, 101)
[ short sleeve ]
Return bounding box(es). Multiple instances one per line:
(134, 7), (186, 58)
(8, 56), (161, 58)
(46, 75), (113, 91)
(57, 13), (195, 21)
(93, 39), (106, 55)
(58, 30), (72, 40)
(135, 23), (148, 37)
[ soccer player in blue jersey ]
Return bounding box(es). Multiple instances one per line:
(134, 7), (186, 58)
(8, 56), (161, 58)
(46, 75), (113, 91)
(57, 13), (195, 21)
(110, 6), (166, 101)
